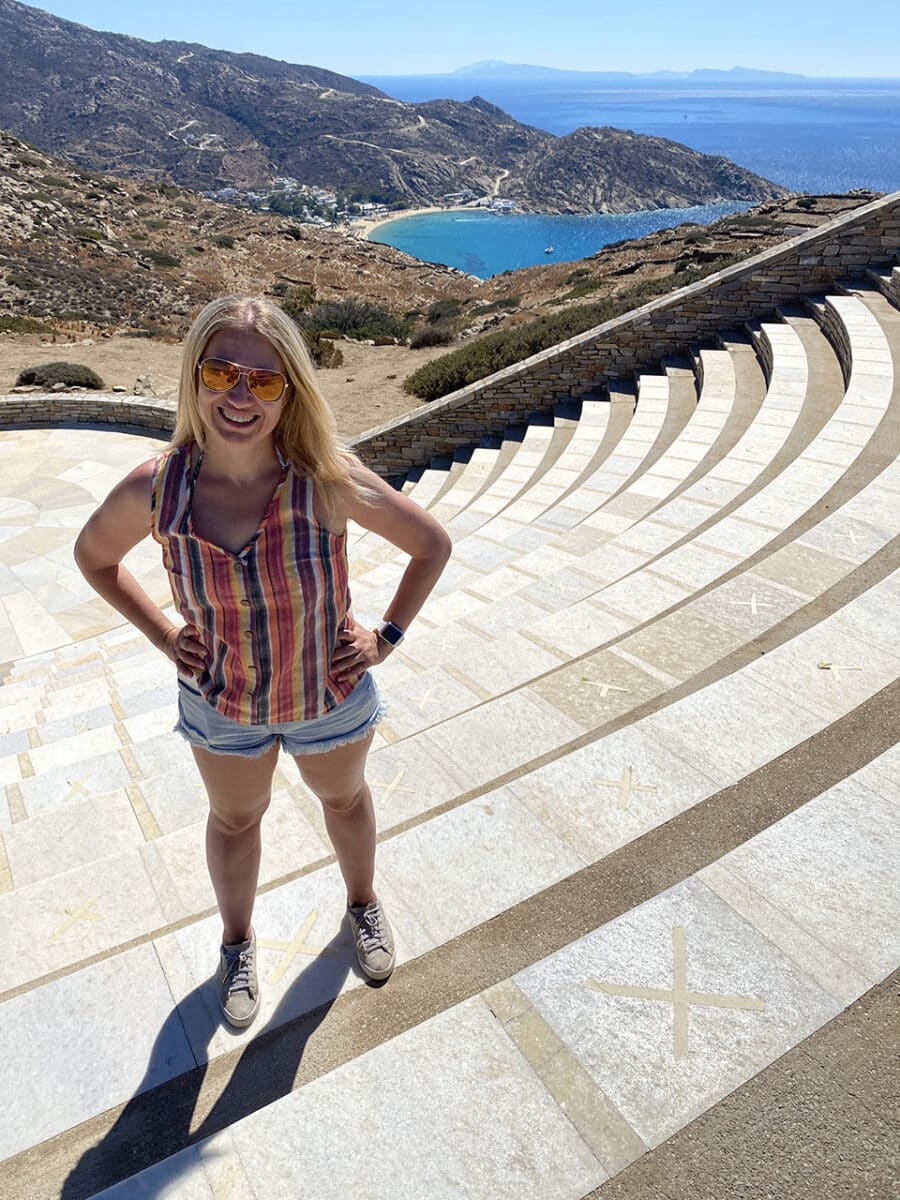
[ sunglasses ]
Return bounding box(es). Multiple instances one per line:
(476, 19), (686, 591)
(198, 357), (288, 403)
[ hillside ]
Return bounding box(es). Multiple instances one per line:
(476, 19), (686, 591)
(0, 0), (787, 214)
(0, 127), (879, 343)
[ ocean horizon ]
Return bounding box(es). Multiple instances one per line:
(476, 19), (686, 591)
(360, 75), (899, 275)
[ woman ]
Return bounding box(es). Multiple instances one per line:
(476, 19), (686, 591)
(74, 296), (451, 1028)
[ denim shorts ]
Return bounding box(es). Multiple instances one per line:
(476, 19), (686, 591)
(173, 670), (386, 758)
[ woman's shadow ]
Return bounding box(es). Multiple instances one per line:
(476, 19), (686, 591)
(61, 914), (376, 1198)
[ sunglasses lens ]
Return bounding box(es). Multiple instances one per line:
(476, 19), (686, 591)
(200, 359), (239, 391)
(248, 371), (285, 402)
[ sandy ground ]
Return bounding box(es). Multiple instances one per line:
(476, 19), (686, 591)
(0, 333), (452, 438)
(351, 204), (468, 241)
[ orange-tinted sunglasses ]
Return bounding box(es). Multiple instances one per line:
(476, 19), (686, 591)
(199, 357), (287, 403)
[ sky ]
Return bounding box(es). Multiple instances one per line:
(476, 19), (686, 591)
(27, 0), (900, 78)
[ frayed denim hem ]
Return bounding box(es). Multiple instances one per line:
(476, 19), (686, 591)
(171, 717), (277, 759)
(285, 696), (389, 757)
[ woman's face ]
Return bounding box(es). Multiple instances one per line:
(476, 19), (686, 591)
(196, 325), (289, 449)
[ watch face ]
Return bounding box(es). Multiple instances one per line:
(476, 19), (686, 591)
(379, 622), (403, 644)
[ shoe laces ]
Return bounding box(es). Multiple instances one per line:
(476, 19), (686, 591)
(352, 903), (387, 953)
(223, 942), (255, 995)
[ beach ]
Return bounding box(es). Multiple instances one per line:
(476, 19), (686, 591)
(351, 204), (471, 240)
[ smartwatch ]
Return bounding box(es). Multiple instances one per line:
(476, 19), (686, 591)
(376, 619), (405, 647)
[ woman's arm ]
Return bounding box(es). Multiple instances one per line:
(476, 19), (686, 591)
(331, 460), (452, 681)
(73, 459), (206, 674)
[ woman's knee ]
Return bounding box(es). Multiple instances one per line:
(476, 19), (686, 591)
(208, 788), (272, 835)
(314, 782), (367, 820)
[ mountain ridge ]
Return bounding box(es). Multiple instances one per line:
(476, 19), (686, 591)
(0, 0), (788, 214)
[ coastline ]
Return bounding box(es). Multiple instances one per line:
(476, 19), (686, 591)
(351, 205), (469, 241)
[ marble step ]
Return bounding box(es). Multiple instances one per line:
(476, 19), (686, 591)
(2, 581), (895, 1180)
(67, 749), (896, 1200)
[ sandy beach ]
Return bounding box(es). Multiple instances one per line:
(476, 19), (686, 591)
(351, 205), (470, 241)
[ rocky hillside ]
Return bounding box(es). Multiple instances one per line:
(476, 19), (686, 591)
(0, 130), (474, 335)
(0, 124), (877, 348)
(0, 0), (787, 213)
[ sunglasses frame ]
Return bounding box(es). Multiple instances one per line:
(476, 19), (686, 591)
(198, 357), (288, 403)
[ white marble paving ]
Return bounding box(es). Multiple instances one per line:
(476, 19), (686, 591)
(4, 790), (145, 888)
(377, 783), (586, 943)
(105, 996), (605, 1200)
(513, 875), (841, 1148)
(0, 943), (195, 1159)
(703, 775), (900, 987)
(507, 722), (719, 862)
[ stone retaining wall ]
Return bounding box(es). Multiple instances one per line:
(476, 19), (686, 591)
(0, 393), (175, 433)
(351, 191), (900, 475)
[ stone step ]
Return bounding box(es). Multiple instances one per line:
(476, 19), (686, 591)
(1, 581), (895, 1187)
(53, 750), (893, 1200)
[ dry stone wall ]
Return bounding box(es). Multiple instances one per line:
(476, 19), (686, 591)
(0, 393), (175, 433)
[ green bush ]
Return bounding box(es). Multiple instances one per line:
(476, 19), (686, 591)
(409, 322), (456, 349)
(721, 215), (784, 232)
(279, 284), (317, 316)
(144, 218), (168, 231)
(7, 273), (39, 290)
(302, 331), (343, 368)
(403, 257), (744, 402)
(426, 298), (464, 324)
(212, 234), (235, 249)
(41, 175), (73, 189)
(15, 154), (45, 168)
(565, 268), (591, 283)
(290, 296), (411, 342)
(72, 227), (104, 241)
(0, 316), (54, 334)
(144, 249), (181, 268)
(16, 361), (105, 389)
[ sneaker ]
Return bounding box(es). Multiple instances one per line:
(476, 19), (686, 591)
(347, 897), (396, 980)
(215, 929), (260, 1027)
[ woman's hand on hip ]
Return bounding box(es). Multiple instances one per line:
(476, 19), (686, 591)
(331, 613), (388, 681)
(160, 624), (208, 676)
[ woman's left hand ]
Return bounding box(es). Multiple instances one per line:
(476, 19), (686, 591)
(331, 613), (389, 682)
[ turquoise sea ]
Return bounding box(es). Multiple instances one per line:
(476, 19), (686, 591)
(360, 76), (900, 277)
(368, 201), (751, 279)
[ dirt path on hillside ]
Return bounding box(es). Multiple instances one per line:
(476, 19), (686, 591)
(0, 334), (448, 437)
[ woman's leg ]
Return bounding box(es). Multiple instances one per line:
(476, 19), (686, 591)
(291, 730), (377, 907)
(191, 742), (281, 944)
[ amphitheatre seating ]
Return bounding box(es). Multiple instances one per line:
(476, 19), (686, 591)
(0, 253), (897, 1197)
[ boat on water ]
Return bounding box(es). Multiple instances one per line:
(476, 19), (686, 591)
(544, 245), (554, 254)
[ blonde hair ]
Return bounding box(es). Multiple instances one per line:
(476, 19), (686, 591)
(173, 295), (372, 512)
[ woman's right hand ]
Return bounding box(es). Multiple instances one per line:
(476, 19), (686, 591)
(159, 624), (208, 676)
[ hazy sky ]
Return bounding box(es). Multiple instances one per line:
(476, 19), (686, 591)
(28, 0), (900, 78)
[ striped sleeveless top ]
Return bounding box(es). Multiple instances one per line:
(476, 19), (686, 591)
(150, 441), (357, 724)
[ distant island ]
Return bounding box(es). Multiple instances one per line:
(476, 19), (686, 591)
(447, 62), (809, 82)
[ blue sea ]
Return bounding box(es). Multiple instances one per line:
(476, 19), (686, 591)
(359, 75), (900, 277)
(369, 202), (750, 279)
